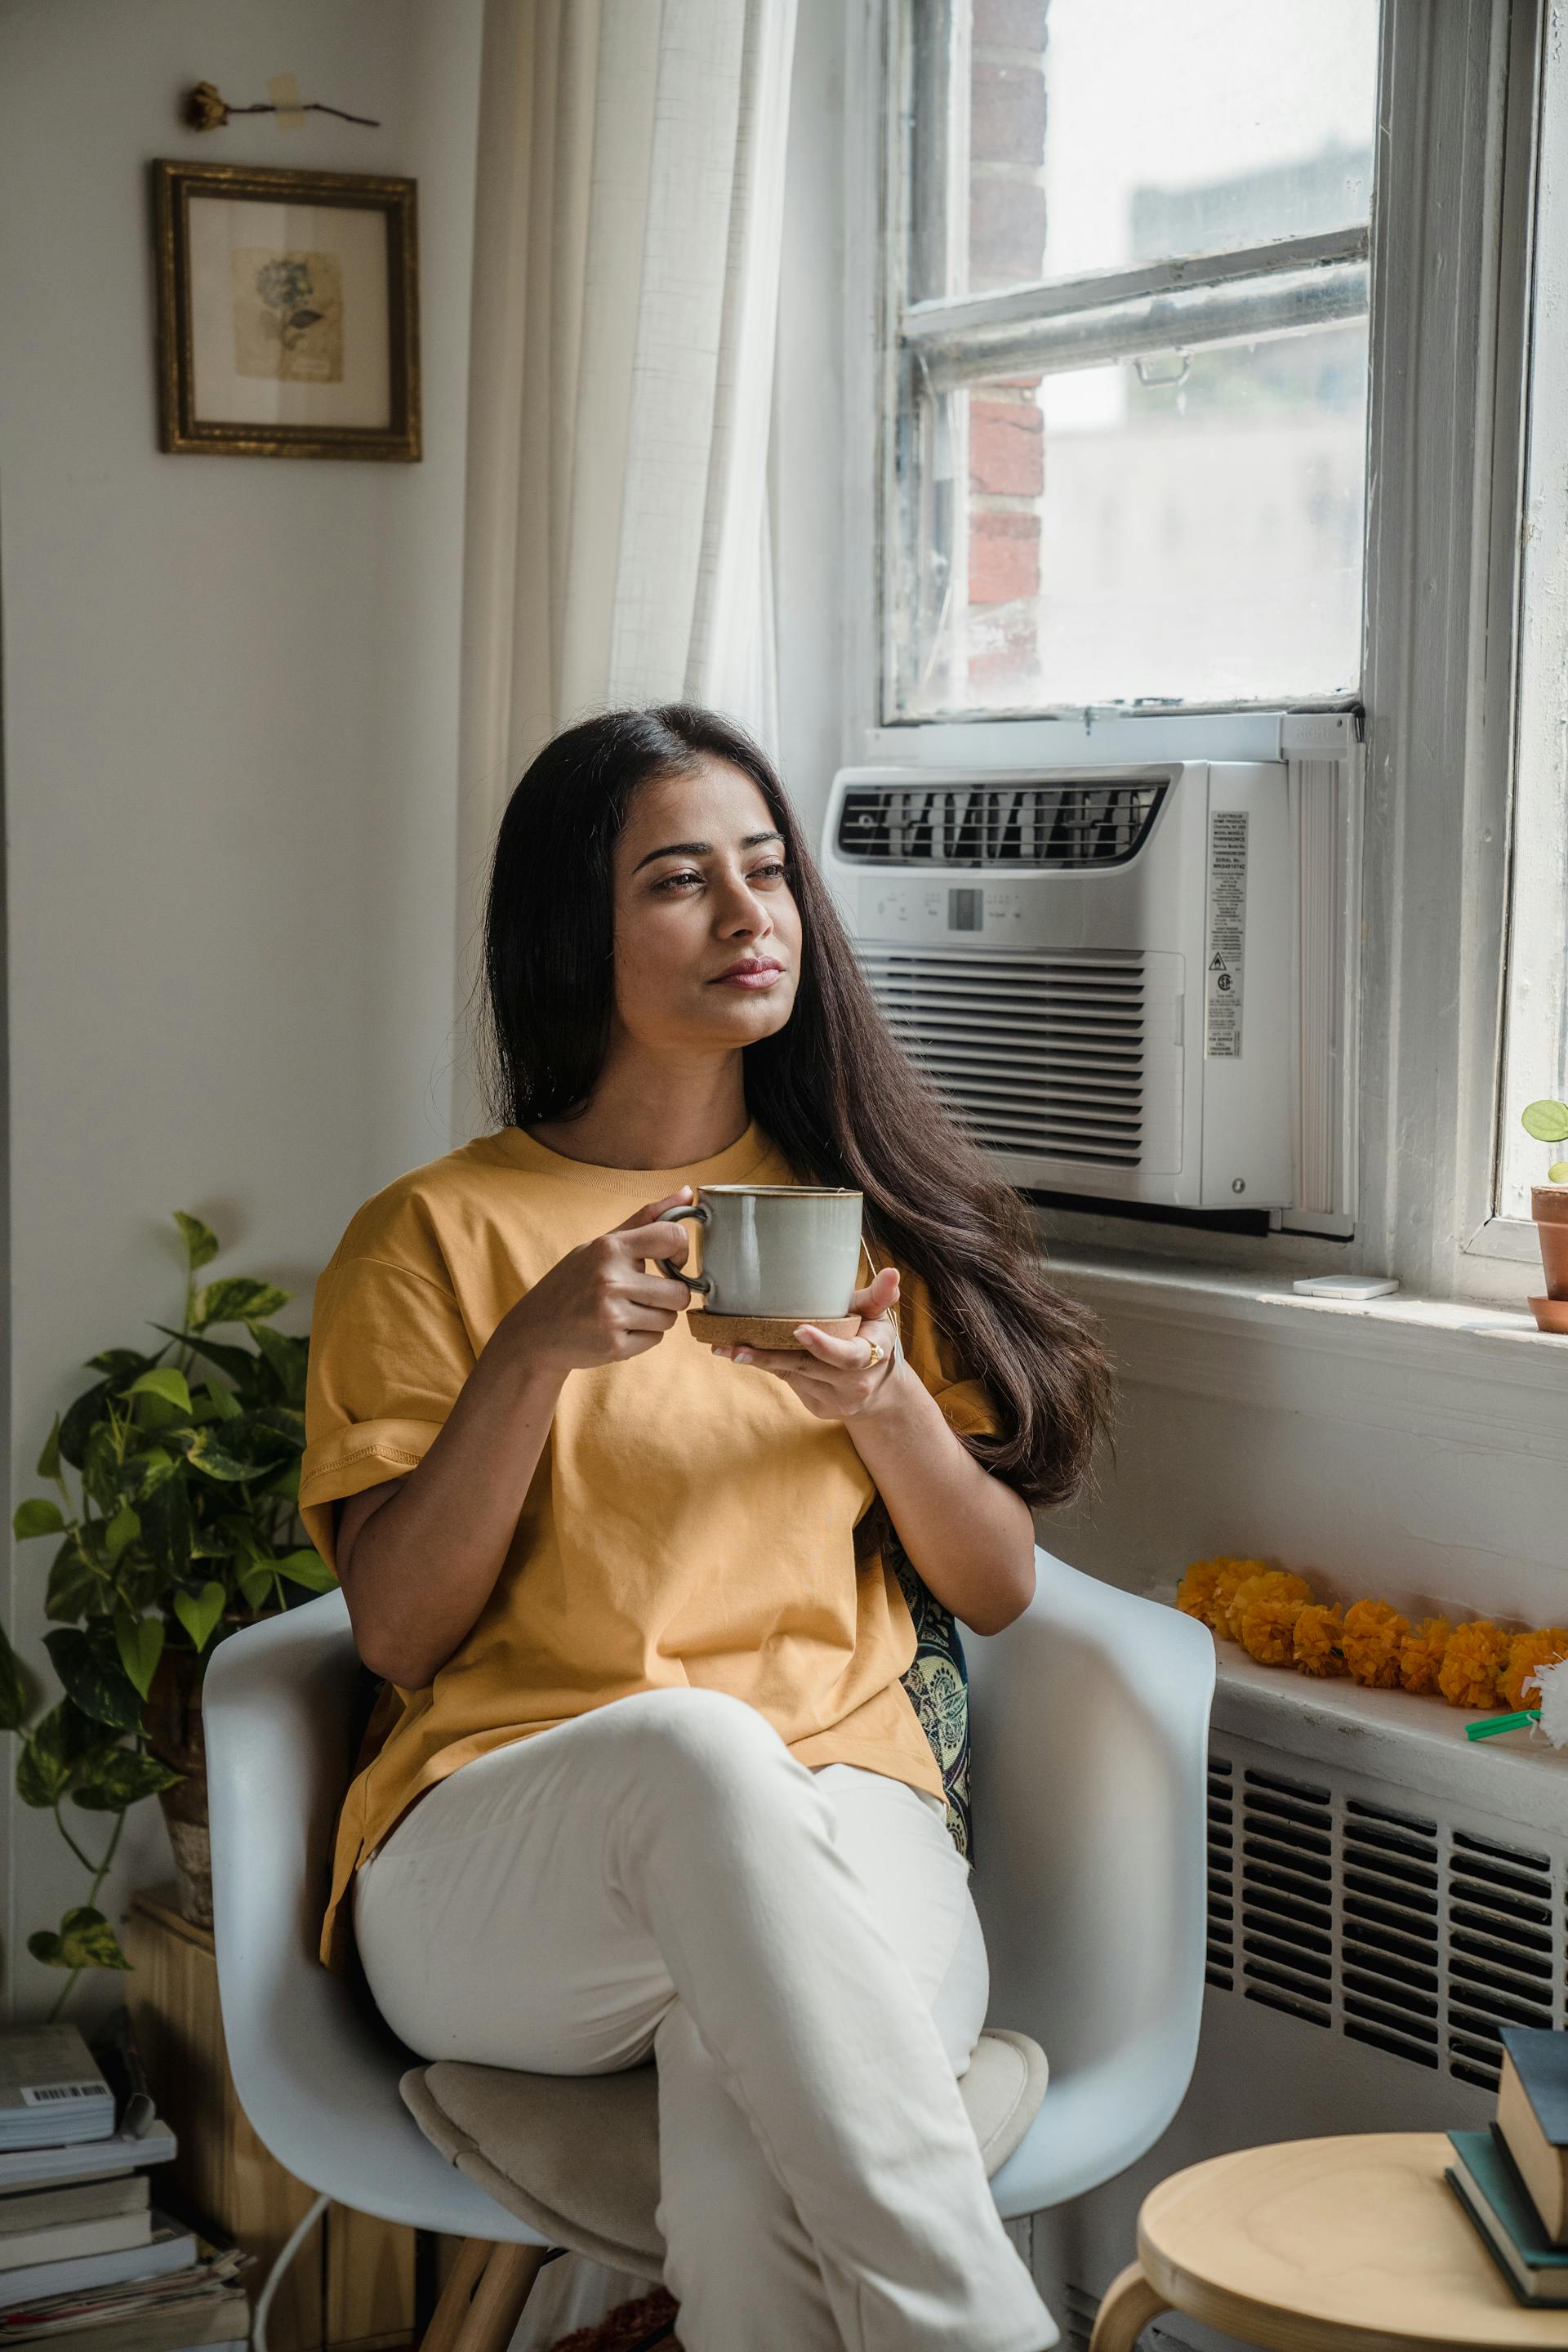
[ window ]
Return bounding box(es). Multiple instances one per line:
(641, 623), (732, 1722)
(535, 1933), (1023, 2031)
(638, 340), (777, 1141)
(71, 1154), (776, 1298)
(1496, 4), (1568, 1229)
(884, 0), (1382, 721)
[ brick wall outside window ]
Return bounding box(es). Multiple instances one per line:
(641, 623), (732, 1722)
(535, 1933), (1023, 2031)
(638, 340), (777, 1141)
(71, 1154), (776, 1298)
(966, 0), (1048, 693)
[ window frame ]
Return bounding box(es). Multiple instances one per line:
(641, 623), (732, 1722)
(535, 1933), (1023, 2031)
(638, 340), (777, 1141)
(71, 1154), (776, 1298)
(842, 0), (1544, 1306)
(1492, 0), (1568, 1245)
(880, 0), (1376, 729)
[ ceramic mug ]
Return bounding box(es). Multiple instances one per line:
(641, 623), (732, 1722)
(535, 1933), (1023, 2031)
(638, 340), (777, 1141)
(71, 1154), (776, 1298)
(657, 1184), (865, 1318)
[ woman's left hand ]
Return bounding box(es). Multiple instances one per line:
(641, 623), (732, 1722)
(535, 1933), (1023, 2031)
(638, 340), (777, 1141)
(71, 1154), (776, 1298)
(712, 1266), (904, 1421)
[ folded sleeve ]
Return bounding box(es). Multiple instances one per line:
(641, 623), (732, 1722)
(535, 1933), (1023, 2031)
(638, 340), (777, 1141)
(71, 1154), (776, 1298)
(300, 1254), (476, 1568)
(892, 1264), (1002, 1441)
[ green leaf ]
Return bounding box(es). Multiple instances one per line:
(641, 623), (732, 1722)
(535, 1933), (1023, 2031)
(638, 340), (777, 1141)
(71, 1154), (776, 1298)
(104, 1503), (140, 1564)
(14, 1498), (65, 1540)
(0, 1622), (29, 1732)
(58, 1379), (114, 1472)
(42, 1627), (144, 1732)
(27, 1931), (64, 1967)
(136, 1448), (178, 1499)
(1550, 1160), (1568, 1184)
(236, 1565), (274, 1611)
(82, 1427), (125, 1517)
(191, 1278), (290, 1331)
(124, 1366), (192, 1417)
(203, 1377), (242, 1423)
(87, 1349), (157, 1383)
(73, 1745), (182, 1811)
(113, 1613), (164, 1702)
(250, 1323), (308, 1406)
(181, 1429), (260, 1484)
(149, 1325), (257, 1385)
(260, 1459), (301, 1505)
(1522, 1098), (1568, 1143)
(59, 1906), (131, 1972)
(36, 1415), (62, 1482)
(138, 1478), (191, 1581)
(172, 1580), (226, 1652)
(274, 1549), (336, 1592)
(174, 1210), (220, 1272)
(16, 1702), (100, 1806)
(45, 1538), (105, 1624)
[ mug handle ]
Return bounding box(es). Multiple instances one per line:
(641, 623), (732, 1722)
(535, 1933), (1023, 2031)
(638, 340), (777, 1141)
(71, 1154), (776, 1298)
(658, 1203), (711, 1295)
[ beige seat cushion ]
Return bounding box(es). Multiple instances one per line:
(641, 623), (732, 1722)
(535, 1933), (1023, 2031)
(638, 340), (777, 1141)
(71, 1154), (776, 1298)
(400, 2026), (1048, 2278)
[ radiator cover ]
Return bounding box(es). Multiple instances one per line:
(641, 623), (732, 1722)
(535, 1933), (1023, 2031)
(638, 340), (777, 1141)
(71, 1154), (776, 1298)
(1030, 1650), (1568, 2349)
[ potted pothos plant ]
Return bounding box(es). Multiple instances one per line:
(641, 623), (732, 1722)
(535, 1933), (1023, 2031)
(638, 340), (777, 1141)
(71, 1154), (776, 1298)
(0, 1210), (333, 2015)
(1521, 1100), (1568, 1331)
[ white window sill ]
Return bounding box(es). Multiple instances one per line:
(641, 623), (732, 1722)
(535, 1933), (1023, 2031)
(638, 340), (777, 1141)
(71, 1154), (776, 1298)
(1207, 1640), (1568, 1834)
(1047, 1243), (1568, 1396)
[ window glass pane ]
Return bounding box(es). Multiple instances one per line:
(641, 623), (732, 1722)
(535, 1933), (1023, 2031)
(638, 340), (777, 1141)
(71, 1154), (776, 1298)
(896, 321), (1368, 716)
(907, 0), (1379, 303)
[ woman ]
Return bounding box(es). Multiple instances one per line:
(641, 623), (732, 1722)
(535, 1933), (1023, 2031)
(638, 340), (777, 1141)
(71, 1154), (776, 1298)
(301, 706), (1111, 2352)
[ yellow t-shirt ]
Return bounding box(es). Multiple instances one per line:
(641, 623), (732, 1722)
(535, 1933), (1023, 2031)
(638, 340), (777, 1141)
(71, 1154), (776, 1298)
(301, 1120), (1000, 1971)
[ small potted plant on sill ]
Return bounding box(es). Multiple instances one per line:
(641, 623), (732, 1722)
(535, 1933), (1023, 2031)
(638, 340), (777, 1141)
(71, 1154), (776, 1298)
(0, 1210), (332, 2013)
(1521, 1099), (1568, 1332)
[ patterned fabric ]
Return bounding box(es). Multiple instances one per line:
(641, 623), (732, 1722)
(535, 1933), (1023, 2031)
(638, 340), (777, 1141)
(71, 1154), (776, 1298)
(893, 1544), (973, 1865)
(546, 2287), (679, 2350)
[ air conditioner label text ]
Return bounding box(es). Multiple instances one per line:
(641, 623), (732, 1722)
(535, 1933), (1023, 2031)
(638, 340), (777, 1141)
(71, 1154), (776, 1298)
(1205, 811), (1247, 1058)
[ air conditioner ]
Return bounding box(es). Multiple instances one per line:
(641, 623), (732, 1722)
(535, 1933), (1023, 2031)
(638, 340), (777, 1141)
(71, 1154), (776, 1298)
(822, 760), (1303, 1214)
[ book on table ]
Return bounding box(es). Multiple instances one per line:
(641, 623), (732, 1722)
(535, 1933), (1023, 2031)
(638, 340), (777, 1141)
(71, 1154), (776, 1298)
(1497, 2024), (1568, 2246)
(0, 2037), (114, 2154)
(1447, 2127), (1568, 2306)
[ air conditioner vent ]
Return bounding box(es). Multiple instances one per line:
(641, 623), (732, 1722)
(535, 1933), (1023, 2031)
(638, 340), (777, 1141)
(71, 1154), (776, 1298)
(1206, 1740), (1565, 2093)
(835, 779), (1165, 869)
(857, 949), (1146, 1168)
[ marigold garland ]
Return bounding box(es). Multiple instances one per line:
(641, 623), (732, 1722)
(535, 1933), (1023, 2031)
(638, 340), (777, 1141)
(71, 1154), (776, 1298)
(1178, 1561), (1562, 1715)
(1226, 1569), (1312, 1643)
(1437, 1620), (1513, 1710)
(1502, 1628), (1568, 1712)
(1399, 1616), (1452, 1695)
(1237, 1592), (1310, 1667)
(1342, 1598), (1409, 1690)
(1294, 1601), (1348, 1677)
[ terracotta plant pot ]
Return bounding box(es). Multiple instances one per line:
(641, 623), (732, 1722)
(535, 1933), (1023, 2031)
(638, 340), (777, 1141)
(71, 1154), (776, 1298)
(1530, 1187), (1568, 1332)
(142, 1642), (212, 1928)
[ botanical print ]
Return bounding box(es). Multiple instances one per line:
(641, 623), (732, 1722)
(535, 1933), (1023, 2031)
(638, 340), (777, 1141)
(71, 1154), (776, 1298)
(229, 248), (345, 385)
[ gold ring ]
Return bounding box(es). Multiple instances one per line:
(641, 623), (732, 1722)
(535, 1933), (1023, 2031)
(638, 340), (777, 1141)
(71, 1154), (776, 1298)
(863, 1338), (884, 1369)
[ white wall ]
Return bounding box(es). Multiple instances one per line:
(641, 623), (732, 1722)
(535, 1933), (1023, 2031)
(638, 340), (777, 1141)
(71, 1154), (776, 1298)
(0, 0), (483, 2023)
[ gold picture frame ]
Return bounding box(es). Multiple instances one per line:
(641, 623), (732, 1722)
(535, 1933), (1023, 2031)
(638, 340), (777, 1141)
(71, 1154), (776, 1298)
(153, 159), (421, 461)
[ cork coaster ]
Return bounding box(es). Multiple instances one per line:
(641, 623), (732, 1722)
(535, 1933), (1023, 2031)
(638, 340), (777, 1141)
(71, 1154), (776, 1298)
(686, 1309), (862, 1351)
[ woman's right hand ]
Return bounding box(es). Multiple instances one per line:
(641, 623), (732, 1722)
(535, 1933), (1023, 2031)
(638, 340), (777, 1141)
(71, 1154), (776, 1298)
(494, 1187), (699, 1378)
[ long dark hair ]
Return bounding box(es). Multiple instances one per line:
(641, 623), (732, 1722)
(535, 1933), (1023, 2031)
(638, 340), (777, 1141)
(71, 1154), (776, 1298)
(480, 705), (1112, 1508)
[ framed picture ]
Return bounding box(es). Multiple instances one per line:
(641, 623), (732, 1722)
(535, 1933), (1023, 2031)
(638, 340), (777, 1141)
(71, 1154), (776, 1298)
(152, 160), (420, 461)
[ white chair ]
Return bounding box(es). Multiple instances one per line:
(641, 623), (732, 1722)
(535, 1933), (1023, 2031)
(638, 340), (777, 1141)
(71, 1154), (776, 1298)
(203, 1549), (1213, 2350)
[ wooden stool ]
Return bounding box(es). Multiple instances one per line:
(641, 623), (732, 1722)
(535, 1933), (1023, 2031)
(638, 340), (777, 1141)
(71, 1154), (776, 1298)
(1089, 2134), (1568, 2352)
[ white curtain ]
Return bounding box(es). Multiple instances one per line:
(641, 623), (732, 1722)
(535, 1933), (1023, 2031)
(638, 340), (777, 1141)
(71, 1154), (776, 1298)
(455, 0), (799, 1145)
(449, 4), (799, 2329)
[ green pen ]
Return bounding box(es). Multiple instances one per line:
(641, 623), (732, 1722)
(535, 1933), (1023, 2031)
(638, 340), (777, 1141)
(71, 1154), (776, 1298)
(1466, 1707), (1541, 1740)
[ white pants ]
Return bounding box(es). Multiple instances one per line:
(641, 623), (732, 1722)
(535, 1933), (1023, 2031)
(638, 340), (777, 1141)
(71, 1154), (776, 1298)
(354, 1685), (1056, 2352)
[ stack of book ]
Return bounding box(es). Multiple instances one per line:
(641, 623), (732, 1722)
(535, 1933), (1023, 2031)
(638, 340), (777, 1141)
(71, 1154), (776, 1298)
(1447, 2024), (1568, 2306)
(0, 2028), (248, 2352)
